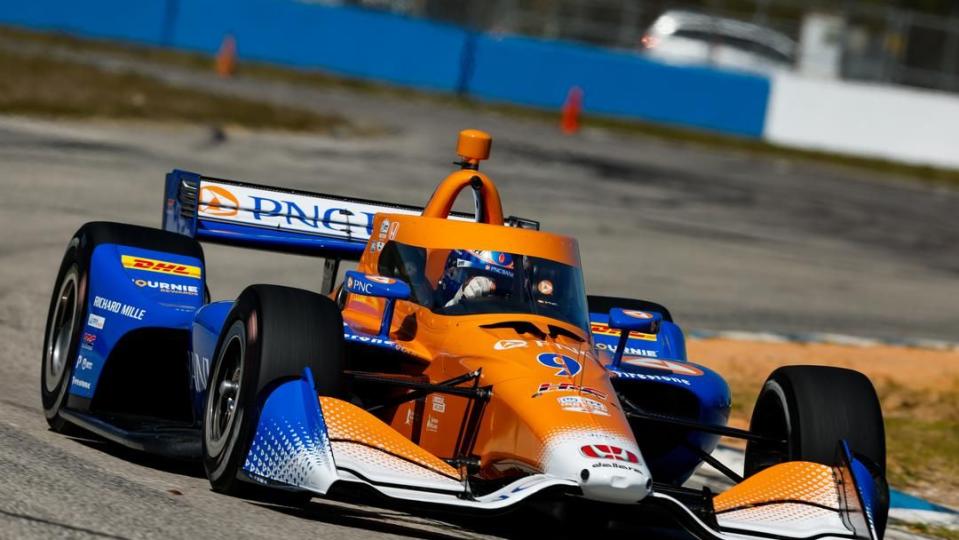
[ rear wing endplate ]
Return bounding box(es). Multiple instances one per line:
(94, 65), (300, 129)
(162, 169), (539, 261)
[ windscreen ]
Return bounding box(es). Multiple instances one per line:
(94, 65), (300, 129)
(377, 241), (589, 332)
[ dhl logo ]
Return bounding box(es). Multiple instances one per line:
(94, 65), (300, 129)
(590, 322), (657, 342)
(121, 255), (202, 279)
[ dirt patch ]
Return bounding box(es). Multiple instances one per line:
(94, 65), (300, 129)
(690, 338), (959, 508)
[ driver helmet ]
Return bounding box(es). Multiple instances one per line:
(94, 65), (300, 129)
(437, 249), (516, 306)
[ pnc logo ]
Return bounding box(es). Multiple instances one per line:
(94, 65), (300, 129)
(536, 352), (582, 377)
(198, 185), (240, 217)
(121, 255), (202, 279)
(580, 444), (639, 463)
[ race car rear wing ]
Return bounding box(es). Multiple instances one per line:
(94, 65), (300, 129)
(162, 169), (539, 261)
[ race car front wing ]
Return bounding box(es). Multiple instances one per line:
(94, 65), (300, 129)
(242, 369), (884, 539)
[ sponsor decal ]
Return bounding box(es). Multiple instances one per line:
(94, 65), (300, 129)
(431, 395), (446, 413)
(622, 309), (654, 319)
(494, 339), (582, 356)
(594, 342), (658, 358)
(591, 322), (657, 342)
(404, 408), (414, 426)
(532, 383), (607, 401)
(75, 355), (93, 371)
(132, 279), (200, 296)
(580, 444), (639, 464)
(343, 332), (416, 356)
(623, 358), (704, 376)
(86, 313), (105, 330)
(198, 185), (240, 217)
(378, 219), (391, 239)
(387, 221), (400, 240)
(81, 332), (97, 350)
(537, 280), (554, 295)
(346, 276), (388, 295)
(369, 241), (385, 253)
(426, 416), (439, 432)
(121, 255), (201, 279)
(93, 296), (146, 320)
(590, 461), (645, 474)
(494, 339), (528, 351)
(608, 369), (691, 386)
(195, 180), (475, 241)
(71, 376), (91, 390)
(191, 352), (211, 392)
(558, 396), (609, 416)
(536, 352), (582, 377)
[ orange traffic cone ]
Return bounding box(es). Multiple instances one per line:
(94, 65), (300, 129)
(215, 33), (237, 78)
(560, 86), (583, 135)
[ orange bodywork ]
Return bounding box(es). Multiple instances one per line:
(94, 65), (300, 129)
(337, 132), (639, 483)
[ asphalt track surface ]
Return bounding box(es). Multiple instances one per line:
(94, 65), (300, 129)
(1, 51), (957, 538)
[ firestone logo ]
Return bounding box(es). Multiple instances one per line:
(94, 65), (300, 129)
(198, 185), (240, 217)
(580, 444), (639, 464)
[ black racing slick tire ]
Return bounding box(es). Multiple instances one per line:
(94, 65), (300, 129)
(41, 222), (203, 432)
(744, 365), (888, 537)
(202, 285), (348, 495)
(744, 365), (885, 475)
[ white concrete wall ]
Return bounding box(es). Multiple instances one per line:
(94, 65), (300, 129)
(765, 73), (959, 170)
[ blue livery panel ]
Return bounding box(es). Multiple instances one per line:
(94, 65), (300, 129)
(71, 244), (204, 399)
(589, 309), (731, 483)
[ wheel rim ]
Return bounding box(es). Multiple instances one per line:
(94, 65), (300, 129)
(44, 267), (79, 393)
(205, 324), (245, 456)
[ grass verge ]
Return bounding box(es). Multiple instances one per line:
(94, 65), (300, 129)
(0, 43), (347, 132)
(2, 25), (959, 187)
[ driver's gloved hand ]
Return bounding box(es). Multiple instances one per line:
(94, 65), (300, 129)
(445, 276), (496, 307)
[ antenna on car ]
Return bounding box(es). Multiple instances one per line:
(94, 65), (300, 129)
(452, 129), (491, 171)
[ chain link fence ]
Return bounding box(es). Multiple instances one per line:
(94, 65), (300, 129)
(345, 0), (959, 93)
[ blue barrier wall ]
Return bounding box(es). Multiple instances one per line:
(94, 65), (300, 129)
(468, 34), (769, 137)
(0, 0), (769, 137)
(171, 1), (468, 92)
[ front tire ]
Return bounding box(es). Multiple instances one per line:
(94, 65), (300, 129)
(744, 365), (888, 537)
(202, 284), (347, 495)
(744, 365), (885, 475)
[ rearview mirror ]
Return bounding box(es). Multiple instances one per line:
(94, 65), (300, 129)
(607, 308), (662, 368)
(608, 308), (661, 335)
(344, 271), (411, 338)
(345, 271), (410, 300)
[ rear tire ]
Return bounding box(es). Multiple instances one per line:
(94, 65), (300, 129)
(202, 284), (347, 496)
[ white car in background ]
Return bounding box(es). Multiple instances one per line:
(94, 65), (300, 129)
(640, 10), (796, 75)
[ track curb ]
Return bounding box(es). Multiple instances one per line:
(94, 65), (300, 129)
(688, 329), (959, 352)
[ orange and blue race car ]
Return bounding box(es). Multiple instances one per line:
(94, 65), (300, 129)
(42, 130), (889, 539)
